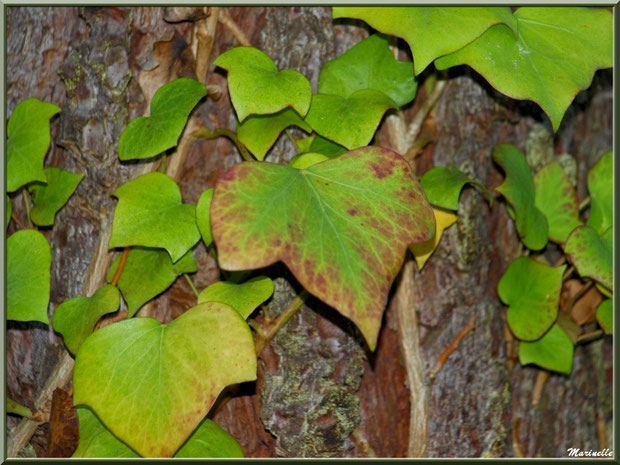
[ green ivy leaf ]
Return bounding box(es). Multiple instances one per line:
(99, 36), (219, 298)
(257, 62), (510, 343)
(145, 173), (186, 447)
(436, 7), (612, 130)
(587, 151), (613, 235)
(565, 225), (613, 291)
(493, 144), (548, 250)
(596, 300), (613, 335)
(6, 195), (12, 230)
(7, 230), (51, 324)
(214, 47), (312, 122)
(237, 109), (312, 160)
(318, 34), (417, 107)
(305, 90), (395, 150)
(498, 256), (565, 341)
(198, 276), (274, 319)
(117, 78), (206, 161)
(289, 153), (329, 170)
(175, 419), (244, 458)
(53, 285), (120, 355)
(211, 146), (435, 350)
(7, 98), (61, 192)
(107, 248), (196, 317)
(332, 7), (517, 75)
(518, 324), (574, 374)
(196, 189), (214, 247)
(29, 167), (84, 226)
(73, 302), (256, 458)
(109, 172), (200, 262)
(308, 135), (347, 158)
(534, 161), (581, 244)
(295, 135), (315, 154)
(420, 165), (492, 211)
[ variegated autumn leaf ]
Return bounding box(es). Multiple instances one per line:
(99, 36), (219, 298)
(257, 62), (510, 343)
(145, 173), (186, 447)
(211, 146), (435, 349)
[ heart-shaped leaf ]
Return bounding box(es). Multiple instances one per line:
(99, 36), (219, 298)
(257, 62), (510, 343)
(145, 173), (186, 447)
(196, 189), (214, 247)
(565, 225), (613, 291)
(289, 153), (329, 170)
(214, 47), (312, 122)
(237, 109), (312, 160)
(420, 165), (492, 211)
(305, 90), (396, 150)
(7, 230), (51, 324)
(198, 276), (274, 319)
(73, 407), (243, 458)
(318, 34), (417, 107)
(29, 167), (84, 226)
(436, 7), (612, 130)
(117, 78), (206, 161)
(498, 256), (565, 341)
(332, 7), (517, 75)
(6, 195), (12, 230)
(109, 172), (200, 262)
(53, 285), (120, 355)
(534, 161), (581, 243)
(73, 302), (256, 457)
(410, 207), (457, 269)
(308, 135), (347, 158)
(107, 248), (197, 317)
(518, 324), (574, 374)
(493, 144), (548, 250)
(596, 300), (612, 335)
(587, 151), (613, 235)
(7, 98), (61, 192)
(211, 146), (435, 349)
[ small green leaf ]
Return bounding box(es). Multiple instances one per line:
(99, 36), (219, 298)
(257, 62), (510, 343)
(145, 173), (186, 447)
(109, 172), (200, 262)
(7, 398), (33, 418)
(493, 144), (548, 250)
(53, 285), (120, 355)
(318, 34), (417, 107)
(118, 78), (206, 161)
(534, 161), (581, 244)
(308, 135), (347, 158)
(29, 167), (84, 226)
(420, 165), (492, 211)
(498, 256), (565, 341)
(7, 98), (61, 192)
(596, 300), (613, 335)
(196, 189), (214, 247)
(295, 135), (315, 154)
(237, 109), (312, 160)
(587, 151), (613, 235)
(198, 276), (274, 319)
(332, 7), (517, 75)
(289, 153), (329, 170)
(305, 90), (395, 150)
(565, 225), (613, 291)
(107, 248), (196, 317)
(436, 7), (612, 130)
(518, 324), (574, 375)
(211, 146), (435, 350)
(214, 47), (312, 121)
(176, 419), (244, 458)
(6, 195), (12, 230)
(73, 302), (256, 458)
(7, 230), (51, 324)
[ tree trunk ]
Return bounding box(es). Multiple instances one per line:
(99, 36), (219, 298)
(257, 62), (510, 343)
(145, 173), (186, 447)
(6, 6), (612, 458)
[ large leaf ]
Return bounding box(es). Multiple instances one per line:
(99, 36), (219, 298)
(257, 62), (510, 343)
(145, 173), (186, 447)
(7, 98), (61, 192)
(198, 276), (274, 319)
(237, 109), (312, 160)
(73, 302), (256, 458)
(493, 144), (548, 250)
(7, 230), (51, 324)
(518, 324), (574, 374)
(596, 300), (612, 335)
(109, 172), (200, 262)
(420, 165), (491, 211)
(565, 225), (613, 291)
(214, 47), (312, 122)
(117, 78), (206, 160)
(53, 285), (119, 355)
(211, 146), (435, 349)
(436, 7), (612, 130)
(318, 34), (417, 107)
(107, 248), (197, 317)
(332, 7), (517, 75)
(534, 161), (581, 243)
(587, 151), (613, 235)
(196, 188), (214, 247)
(411, 207), (457, 269)
(305, 90), (395, 150)
(498, 256), (565, 341)
(29, 167), (84, 226)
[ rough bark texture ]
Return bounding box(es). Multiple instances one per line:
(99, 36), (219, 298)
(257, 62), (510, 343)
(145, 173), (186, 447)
(6, 6), (612, 458)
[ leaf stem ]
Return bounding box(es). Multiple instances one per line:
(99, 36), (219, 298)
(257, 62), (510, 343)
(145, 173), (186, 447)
(219, 9), (252, 46)
(562, 266), (574, 281)
(428, 315), (475, 380)
(191, 126), (254, 162)
(183, 273), (200, 299)
(285, 128), (297, 147)
(110, 247), (130, 287)
(11, 211), (26, 230)
(406, 79), (447, 147)
(579, 196), (590, 212)
(576, 329), (604, 344)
